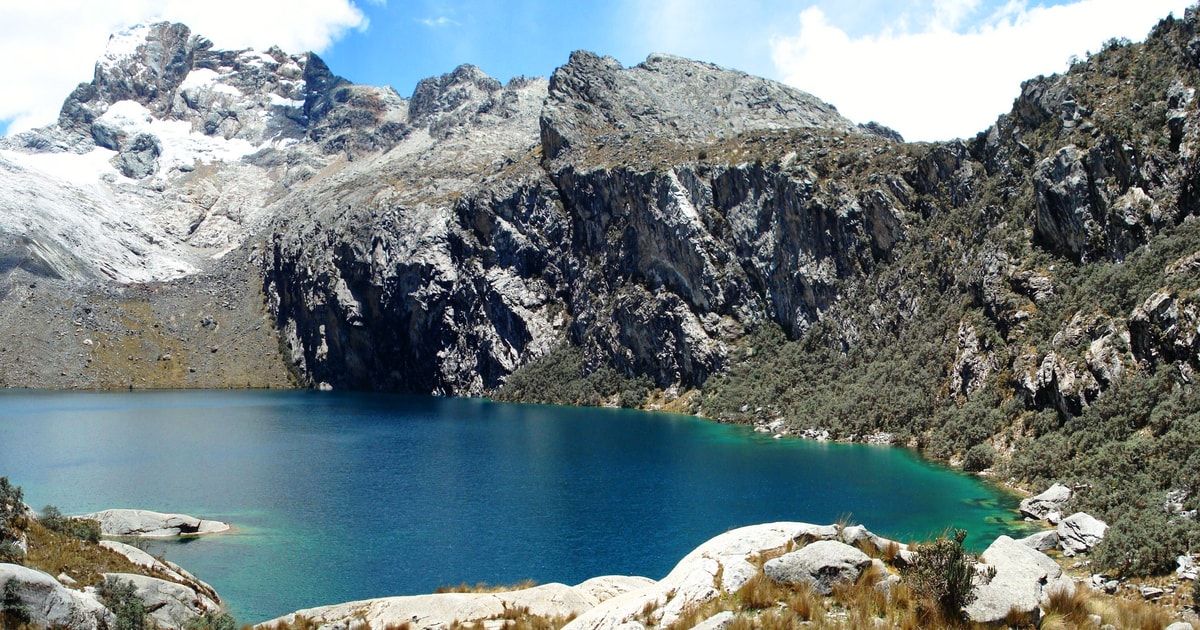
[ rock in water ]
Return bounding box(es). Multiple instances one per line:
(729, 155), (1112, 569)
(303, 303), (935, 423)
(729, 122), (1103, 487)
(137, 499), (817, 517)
(763, 540), (872, 595)
(79, 508), (230, 537)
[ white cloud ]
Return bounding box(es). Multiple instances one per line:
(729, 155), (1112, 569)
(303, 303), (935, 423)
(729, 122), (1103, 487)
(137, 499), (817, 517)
(770, 0), (1193, 141)
(418, 16), (460, 28)
(0, 0), (367, 135)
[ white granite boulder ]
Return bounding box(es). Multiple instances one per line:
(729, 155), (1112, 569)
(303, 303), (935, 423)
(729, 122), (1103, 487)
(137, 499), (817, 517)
(1017, 529), (1059, 552)
(79, 509), (229, 537)
(1057, 512), (1107, 556)
(1019, 483), (1072, 520)
(964, 535), (1064, 625)
(103, 573), (222, 629)
(260, 582), (597, 630)
(763, 540), (873, 595)
(560, 522), (839, 630)
(0, 563), (109, 629)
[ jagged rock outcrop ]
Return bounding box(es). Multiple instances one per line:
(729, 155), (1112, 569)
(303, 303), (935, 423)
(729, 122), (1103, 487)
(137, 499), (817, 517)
(258, 47), (908, 393)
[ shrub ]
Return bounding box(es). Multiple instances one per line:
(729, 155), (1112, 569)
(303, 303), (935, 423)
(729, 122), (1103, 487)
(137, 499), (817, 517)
(2, 578), (30, 627)
(0, 477), (22, 524)
(962, 444), (995, 472)
(38, 506), (101, 544)
(901, 529), (977, 622)
(99, 576), (148, 630)
(1095, 509), (1198, 576)
(182, 611), (239, 630)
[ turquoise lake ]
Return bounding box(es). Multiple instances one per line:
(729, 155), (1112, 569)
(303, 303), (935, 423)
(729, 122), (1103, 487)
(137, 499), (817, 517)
(0, 389), (1031, 623)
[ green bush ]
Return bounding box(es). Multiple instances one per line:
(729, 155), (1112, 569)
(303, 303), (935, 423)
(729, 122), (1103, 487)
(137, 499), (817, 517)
(902, 529), (978, 621)
(962, 444), (995, 472)
(1094, 509), (1199, 577)
(183, 611), (239, 630)
(2, 578), (30, 627)
(38, 506), (101, 544)
(0, 477), (21, 524)
(0, 477), (26, 563)
(99, 576), (148, 630)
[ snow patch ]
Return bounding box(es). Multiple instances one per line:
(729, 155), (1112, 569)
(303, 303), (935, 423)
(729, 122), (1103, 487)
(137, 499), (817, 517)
(269, 94), (305, 108)
(98, 100), (259, 174)
(180, 68), (243, 97)
(1, 147), (117, 187)
(101, 23), (149, 67)
(180, 68), (220, 90)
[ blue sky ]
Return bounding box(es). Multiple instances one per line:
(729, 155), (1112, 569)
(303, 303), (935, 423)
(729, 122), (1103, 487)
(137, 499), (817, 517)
(0, 0), (1192, 141)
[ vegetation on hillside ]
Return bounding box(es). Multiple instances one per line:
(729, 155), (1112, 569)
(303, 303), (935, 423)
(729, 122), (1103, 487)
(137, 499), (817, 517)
(495, 11), (1200, 580)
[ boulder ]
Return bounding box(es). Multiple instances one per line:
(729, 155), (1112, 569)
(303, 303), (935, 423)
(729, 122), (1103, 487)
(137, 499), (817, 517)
(0, 563), (109, 629)
(259, 582), (596, 630)
(79, 509), (230, 537)
(763, 540), (873, 595)
(1057, 512), (1107, 556)
(1019, 483), (1073, 520)
(559, 522), (839, 630)
(103, 573), (220, 629)
(964, 535), (1063, 626)
(111, 132), (162, 179)
(692, 611), (736, 630)
(100, 540), (221, 602)
(839, 524), (909, 558)
(1177, 554), (1197, 581)
(1017, 529), (1059, 552)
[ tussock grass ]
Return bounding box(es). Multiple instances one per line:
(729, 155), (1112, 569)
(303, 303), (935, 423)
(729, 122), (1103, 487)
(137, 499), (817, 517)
(1089, 595), (1174, 630)
(434, 579), (538, 593)
(22, 520), (147, 587)
(1043, 583), (1091, 626)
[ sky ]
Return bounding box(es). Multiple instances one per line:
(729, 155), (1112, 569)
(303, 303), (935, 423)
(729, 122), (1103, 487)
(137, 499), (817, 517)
(0, 0), (1193, 142)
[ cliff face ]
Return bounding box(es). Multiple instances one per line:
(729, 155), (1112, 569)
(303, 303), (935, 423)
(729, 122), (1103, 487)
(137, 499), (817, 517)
(258, 50), (907, 393)
(1, 9), (1199, 420)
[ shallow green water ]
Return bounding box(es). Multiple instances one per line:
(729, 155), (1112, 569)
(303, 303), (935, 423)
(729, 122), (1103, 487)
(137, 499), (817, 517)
(0, 389), (1030, 623)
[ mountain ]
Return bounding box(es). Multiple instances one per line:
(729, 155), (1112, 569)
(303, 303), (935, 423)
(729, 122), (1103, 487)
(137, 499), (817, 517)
(3, 7), (1200, 575)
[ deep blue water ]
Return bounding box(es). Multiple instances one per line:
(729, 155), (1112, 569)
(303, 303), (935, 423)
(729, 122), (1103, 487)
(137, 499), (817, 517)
(0, 390), (1030, 623)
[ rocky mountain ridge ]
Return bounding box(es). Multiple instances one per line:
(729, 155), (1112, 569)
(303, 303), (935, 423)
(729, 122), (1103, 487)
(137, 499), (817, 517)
(4, 5), (1200, 580)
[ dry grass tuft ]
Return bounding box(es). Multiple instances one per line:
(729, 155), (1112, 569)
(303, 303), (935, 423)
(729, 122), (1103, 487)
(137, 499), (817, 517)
(434, 579), (538, 594)
(22, 520), (151, 588)
(1043, 583), (1091, 626)
(736, 571), (786, 610)
(1089, 595), (1173, 630)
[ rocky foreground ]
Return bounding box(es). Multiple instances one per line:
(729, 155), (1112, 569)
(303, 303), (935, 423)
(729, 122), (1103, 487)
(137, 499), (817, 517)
(1, 504), (231, 630)
(256, 519), (1193, 630)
